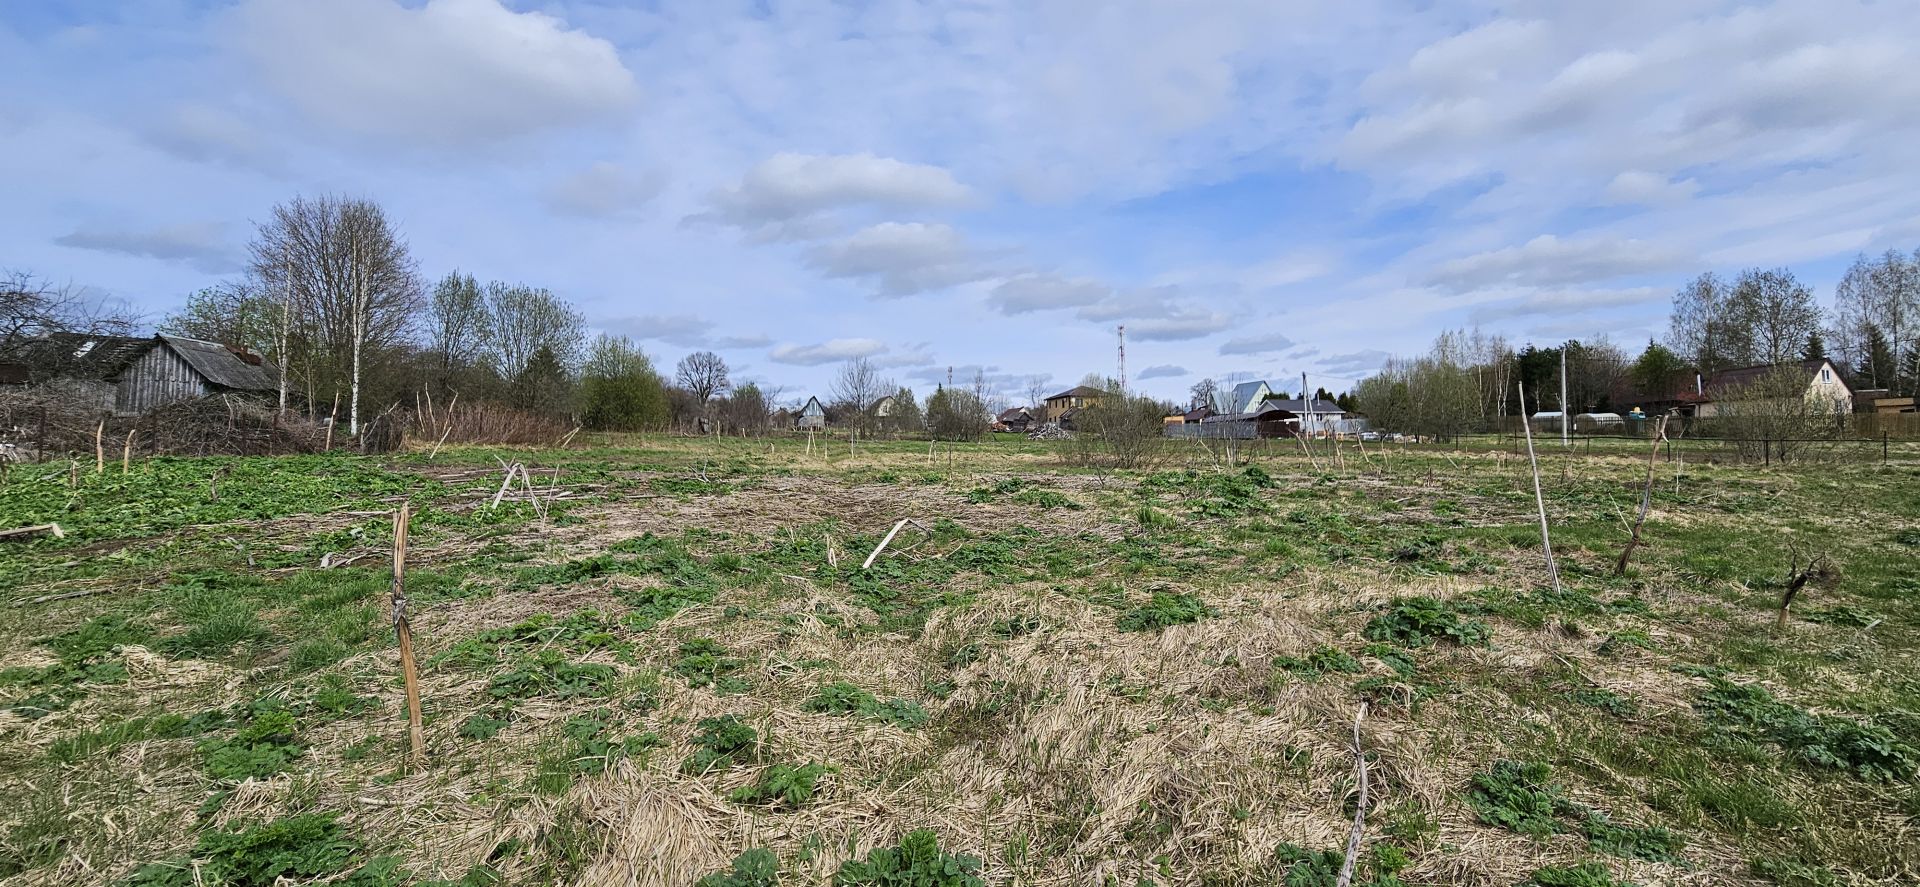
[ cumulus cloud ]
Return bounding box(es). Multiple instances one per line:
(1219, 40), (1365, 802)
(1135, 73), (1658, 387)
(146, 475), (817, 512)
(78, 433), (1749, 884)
(987, 274), (1109, 314)
(769, 338), (890, 366)
(805, 222), (998, 297)
(1218, 332), (1295, 356)
(1136, 364), (1186, 380)
(54, 221), (241, 272)
(1426, 235), (1690, 292)
(228, 0), (637, 144)
(545, 162), (664, 218)
(701, 153), (971, 233)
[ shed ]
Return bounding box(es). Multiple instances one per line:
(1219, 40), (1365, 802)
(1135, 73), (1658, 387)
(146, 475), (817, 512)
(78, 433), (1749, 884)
(3, 333), (279, 416)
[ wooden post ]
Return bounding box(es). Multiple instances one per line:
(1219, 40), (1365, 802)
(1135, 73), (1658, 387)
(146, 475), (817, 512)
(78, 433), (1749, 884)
(1516, 382), (1563, 595)
(94, 420), (105, 474)
(390, 503), (425, 762)
(324, 392), (340, 451)
(121, 428), (135, 475)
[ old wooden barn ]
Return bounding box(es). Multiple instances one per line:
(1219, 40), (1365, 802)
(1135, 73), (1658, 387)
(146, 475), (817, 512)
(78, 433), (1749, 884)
(1, 333), (280, 416)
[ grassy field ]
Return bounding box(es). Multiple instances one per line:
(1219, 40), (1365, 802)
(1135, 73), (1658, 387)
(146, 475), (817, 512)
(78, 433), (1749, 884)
(1, 434), (1916, 886)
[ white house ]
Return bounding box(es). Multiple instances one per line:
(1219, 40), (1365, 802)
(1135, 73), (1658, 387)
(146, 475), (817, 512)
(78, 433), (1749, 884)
(1695, 359), (1853, 418)
(796, 396), (827, 430)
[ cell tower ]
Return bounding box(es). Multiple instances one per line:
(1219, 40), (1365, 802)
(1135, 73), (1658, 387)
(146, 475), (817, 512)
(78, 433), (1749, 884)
(1116, 325), (1127, 392)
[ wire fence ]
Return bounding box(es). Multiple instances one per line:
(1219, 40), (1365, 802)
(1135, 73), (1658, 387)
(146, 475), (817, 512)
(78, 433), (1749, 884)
(1423, 430), (1917, 466)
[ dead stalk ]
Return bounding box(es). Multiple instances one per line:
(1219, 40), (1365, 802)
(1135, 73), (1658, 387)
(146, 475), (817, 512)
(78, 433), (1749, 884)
(1614, 414), (1669, 576)
(1516, 382), (1563, 594)
(1335, 703), (1370, 887)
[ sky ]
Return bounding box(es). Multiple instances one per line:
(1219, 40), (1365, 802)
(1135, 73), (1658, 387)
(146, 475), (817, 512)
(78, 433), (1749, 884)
(5, 0), (1919, 406)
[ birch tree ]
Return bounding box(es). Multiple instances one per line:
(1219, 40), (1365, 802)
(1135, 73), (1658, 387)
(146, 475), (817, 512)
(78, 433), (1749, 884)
(248, 195), (421, 435)
(1833, 249), (1918, 391)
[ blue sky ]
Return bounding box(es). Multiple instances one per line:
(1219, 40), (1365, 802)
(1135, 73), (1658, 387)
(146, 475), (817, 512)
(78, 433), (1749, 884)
(5, 0), (1918, 405)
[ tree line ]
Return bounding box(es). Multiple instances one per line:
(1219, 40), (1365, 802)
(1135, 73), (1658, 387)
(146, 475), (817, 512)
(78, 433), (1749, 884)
(1356, 252), (1920, 440)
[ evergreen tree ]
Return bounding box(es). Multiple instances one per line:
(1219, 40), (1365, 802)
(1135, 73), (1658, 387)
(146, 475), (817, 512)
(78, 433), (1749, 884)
(1629, 340), (1689, 399)
(1803, 330), (1827, 362)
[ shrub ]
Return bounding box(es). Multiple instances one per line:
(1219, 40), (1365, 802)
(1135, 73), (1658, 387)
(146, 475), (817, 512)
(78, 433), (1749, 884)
(833, 829), (983, 887)
(1364, 598), (1489, 648)
(1116, 592), (1213, 632)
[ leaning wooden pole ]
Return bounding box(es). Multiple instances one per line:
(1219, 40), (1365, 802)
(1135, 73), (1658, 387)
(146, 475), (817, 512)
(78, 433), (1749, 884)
(121, 428), (135, 475)
(390, 502), (425, 763)
(1614, 414), (1669, 575)
(94, 420), (105, 474)
(1516, 382), (1563, 594)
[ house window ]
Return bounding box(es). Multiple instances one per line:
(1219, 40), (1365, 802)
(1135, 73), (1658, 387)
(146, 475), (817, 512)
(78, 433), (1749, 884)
(1821, 368), (1830, 382)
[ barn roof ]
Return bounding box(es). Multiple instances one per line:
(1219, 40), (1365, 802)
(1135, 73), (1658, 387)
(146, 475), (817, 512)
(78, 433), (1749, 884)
(157, 336), (278, 392)
(1702, 359), (1837, 397)
(0, 333), (278, 391)
(2, 333), (156, 381)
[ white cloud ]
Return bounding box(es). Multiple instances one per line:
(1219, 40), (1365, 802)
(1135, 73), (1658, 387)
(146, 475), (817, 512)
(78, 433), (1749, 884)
(143, 104), (276, 171)
(1219, 332), (1296, 356)
(1426, 235), (1690, 292)
(228, 0), (637, 144)
(1129, 312), (1231, 342)
(601, 314), (767, 349)
(545, 162), (664, 218)
(987, 274), (1110, 314)
(702, 153), (971, 231)
(54, 221), (241, 272)
(805, 222), (997, 297)
(769, 338), (890, 366)
(1319, 349), (1392, 377)
(1604, 170), (1699, 206)
(1466, 287), (1666, 323)
(1136, 364), (1186, 380)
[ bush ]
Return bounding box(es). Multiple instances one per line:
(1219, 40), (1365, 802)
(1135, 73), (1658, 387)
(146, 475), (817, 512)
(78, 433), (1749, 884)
(833, 829), (983, 887)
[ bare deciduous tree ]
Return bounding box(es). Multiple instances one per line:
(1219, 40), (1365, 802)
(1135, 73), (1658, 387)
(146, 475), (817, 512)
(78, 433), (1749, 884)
(483, 282), (584, 384)
(830, 356), (884, 440)
(2, 269), (135, 355)
(1833, 249), (1918, 391)
(248, 195), (423, 436)
(426, 271), (489, 391)
(675, 351), (731, 406)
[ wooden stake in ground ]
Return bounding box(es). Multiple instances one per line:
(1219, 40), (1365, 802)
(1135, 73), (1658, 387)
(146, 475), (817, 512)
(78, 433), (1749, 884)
(1614, 414), (1669, 575)
(390, 502), (426, 762)
(94, 420), (105, 474)
(324, 391), (341, 450)
(1334, 703), (1371, 887)
(121, 428), (135, 475)
(1516, 382), (1563, 595)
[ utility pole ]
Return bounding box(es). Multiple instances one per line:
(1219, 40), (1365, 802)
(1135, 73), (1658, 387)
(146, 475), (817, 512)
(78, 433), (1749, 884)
(1559, 347), (1570, 448)
(1117, 325), (1127, 392)
(1302, 371), (1311, 437)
